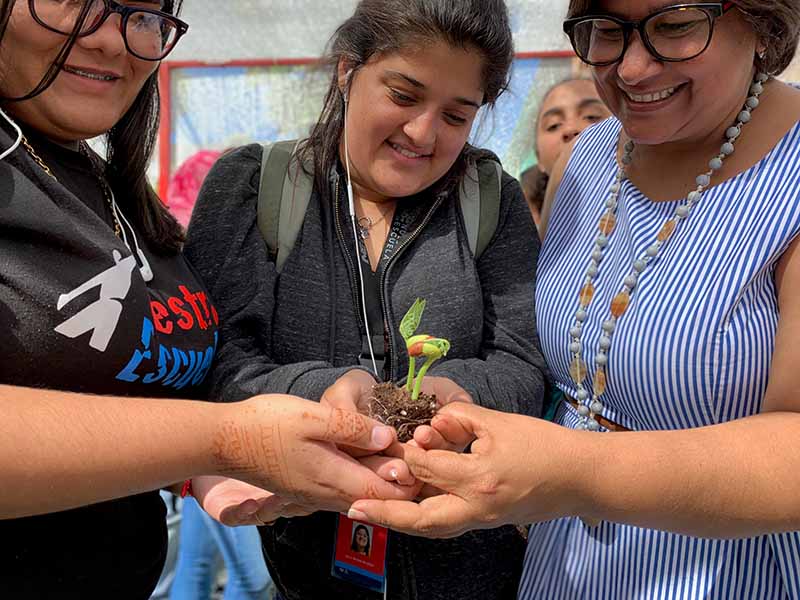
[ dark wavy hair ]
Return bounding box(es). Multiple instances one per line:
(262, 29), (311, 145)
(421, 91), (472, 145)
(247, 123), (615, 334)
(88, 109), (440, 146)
(298, 0), (514, 204)
(566, 0), (800, 76)
(0, 0), (185, 254)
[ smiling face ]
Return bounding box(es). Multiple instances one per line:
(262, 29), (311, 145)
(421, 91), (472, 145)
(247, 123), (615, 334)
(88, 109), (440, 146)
(0, 1), (162, 142)
(338, 39), (485, 203)
(536, 79), (610, 174)
(354, 527), (369, 551)
(591, 0), (760, 147)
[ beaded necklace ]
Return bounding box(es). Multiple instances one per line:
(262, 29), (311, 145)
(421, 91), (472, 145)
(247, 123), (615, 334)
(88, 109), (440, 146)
(20, 134), (122, 238)
(569, 72), (768, 432)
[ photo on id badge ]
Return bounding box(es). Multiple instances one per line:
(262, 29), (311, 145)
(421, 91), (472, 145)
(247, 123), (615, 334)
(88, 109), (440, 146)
(332, 514), (388, 593)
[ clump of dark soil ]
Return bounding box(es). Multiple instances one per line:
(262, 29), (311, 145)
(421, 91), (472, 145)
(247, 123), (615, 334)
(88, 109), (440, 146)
(367, 382), (438, 443)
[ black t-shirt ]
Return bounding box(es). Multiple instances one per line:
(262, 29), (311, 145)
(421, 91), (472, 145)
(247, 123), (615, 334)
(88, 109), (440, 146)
(0, 126), (219, 598)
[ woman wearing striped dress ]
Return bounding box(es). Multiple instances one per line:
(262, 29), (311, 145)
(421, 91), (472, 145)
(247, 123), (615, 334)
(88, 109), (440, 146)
(348, 1), (800, 598)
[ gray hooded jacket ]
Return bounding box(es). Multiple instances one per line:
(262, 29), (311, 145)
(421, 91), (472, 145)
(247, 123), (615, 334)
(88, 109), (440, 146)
(185, 143), (548, 600)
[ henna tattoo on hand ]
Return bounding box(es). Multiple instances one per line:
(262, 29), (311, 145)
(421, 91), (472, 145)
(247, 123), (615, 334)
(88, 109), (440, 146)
(211, 421), (260, 476)
(325, 408), (369, 444)
(253, 421), (296, 496)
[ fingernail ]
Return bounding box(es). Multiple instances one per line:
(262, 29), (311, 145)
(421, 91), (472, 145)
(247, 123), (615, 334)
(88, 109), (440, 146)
(348, 508), (368, 521)
(390, 469), (399, 481)
(371, 426), (394, 447)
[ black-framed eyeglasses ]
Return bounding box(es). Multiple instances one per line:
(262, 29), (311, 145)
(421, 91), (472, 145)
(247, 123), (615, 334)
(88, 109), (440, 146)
(29, 0), (189, 61)
(563, 2), (735, 66)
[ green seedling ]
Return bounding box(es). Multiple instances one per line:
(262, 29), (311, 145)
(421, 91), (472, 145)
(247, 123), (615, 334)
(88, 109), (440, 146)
(398, 298), (450, 400)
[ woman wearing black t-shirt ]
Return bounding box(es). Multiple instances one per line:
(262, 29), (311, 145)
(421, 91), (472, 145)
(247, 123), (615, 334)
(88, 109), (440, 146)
(0, 2), (411, 597)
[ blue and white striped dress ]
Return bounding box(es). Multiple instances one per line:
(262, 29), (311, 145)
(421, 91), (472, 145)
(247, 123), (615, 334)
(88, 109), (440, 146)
(521, 116), (800, 599)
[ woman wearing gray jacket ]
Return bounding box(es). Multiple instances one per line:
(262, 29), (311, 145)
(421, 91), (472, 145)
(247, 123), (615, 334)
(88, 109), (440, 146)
(185, 0), (547, 598)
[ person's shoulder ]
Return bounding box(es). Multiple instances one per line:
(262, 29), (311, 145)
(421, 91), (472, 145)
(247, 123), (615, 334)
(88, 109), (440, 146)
(574, 116), (621, 150)
(211, 143), (263, 174)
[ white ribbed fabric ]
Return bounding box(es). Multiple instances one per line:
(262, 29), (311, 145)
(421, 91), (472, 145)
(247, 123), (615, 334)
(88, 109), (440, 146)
(522, 116), (800, 599)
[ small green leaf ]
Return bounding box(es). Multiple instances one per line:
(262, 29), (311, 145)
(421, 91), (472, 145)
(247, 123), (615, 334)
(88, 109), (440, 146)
(399, 298), (426, 341)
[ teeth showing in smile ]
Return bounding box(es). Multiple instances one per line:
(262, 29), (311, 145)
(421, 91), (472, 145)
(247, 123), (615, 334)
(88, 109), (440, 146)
(626, 87), (676, 103)
(389, 142), (425, 159)
(64, 67), (117, 81)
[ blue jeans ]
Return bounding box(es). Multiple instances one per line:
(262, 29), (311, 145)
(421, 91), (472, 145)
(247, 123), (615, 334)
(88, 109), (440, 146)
(169, 498), (271, 600)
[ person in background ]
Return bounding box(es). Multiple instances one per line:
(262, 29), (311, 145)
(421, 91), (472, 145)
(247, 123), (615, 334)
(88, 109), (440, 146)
(185, 0), (546, 598)
(520, 78), (610, 231)
(169, 495), (273, 600)
(167, 149), (222, 228)
(349, 2), (800, 599)
(0, 1), (412, 597)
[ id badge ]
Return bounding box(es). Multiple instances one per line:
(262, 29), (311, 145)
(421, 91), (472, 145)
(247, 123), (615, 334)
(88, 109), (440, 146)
(331, 513), (388, 594)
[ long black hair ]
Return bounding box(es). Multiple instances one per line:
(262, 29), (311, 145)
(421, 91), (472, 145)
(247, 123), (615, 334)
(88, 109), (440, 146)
(0, 0), (184, 254)
(298, 0), (514, 204)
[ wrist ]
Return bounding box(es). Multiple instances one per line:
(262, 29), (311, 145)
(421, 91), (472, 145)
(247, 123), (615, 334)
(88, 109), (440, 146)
(519, 423), (599, 522)
(348, 367), (379, 384)
(207, 400), (265, 479)
(562, 429), (606, 520)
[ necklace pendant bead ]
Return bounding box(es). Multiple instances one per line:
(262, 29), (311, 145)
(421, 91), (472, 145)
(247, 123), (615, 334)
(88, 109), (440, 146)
(593, 370), (607, 396)
(598, 212), (617, 235)
(570, 357), (588, 385)
(610, 292), (631, 318)
(579, 283), (595, 307)
(657, 220), (678, 243)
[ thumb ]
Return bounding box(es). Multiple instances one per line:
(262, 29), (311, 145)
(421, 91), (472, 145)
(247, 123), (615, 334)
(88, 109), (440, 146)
(306, 405), (396, 452)
(437, 401), (490, 437)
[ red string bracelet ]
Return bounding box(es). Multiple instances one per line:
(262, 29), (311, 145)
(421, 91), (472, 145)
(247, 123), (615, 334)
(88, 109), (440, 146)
(180, 479), (193, 498)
